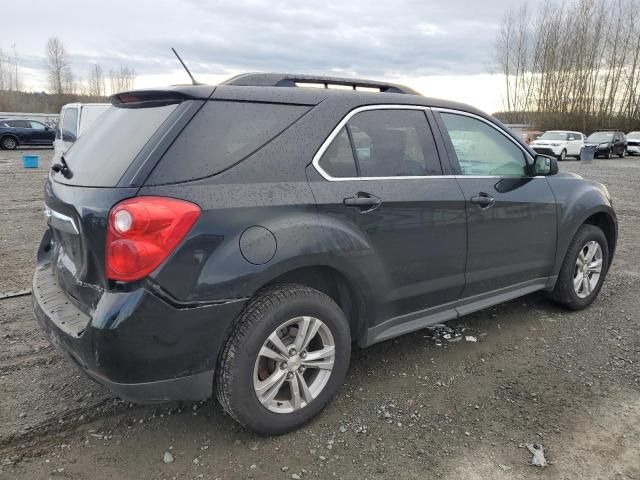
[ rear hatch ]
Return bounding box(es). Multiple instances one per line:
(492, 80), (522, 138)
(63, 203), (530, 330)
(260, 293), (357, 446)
(44, 90), (209, 311)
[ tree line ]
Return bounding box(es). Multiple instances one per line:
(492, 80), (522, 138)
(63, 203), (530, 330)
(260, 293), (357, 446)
(494, 0), (640, 133)
(0, 37), (137, 113)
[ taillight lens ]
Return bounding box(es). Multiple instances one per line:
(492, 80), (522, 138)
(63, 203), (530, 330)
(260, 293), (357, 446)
(106, 196), (201, 282)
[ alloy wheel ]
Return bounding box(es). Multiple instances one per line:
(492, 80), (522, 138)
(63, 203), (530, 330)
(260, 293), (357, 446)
(573, 240), (603, 298)
(2, 137), (17, 149)
(253, 316), (335, 413)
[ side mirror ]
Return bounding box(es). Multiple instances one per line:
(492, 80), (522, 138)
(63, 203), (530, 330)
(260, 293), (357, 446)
(61, 132), (76, 143)
(533, 154), (558, 176)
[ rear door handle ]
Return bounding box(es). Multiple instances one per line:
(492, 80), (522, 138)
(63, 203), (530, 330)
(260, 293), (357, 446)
(470, 193), (495, 209)
(344, 193), (381, 212)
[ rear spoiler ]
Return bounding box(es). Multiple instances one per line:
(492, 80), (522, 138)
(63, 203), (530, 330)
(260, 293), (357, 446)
(110, 86), (215, 108)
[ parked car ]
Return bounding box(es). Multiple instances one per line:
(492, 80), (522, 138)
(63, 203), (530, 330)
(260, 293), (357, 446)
(53, 103), (110, 158)
(583, 130), (627, 158)
(520, 130), (543, 145)
(0, 118), (56, 149)
(530, 130), (585, 160)
(33, 73), (617, 435)
(626, 131), (640, 156)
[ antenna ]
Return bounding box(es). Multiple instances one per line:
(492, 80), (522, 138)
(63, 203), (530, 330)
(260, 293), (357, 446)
(171, 48), (200, 85)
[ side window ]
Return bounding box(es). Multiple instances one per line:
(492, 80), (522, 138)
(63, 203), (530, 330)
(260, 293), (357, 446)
(9, 120), (29, 128)
(30, 121), (46, 130)
(61, 108), (79, 140)
(318, 127), (358, 178)
(440, 112), (528, 177)
(348, 110), (442, 177)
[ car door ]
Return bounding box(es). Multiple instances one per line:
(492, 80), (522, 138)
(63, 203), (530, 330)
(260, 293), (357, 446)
(307, 106), (467, 327)
(434, 109), (557, 300)
(28, 121), (52, 144)
(567, 133), (581, 156)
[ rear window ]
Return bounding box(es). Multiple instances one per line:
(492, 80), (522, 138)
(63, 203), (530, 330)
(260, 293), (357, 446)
(146, 101), (309, 184)
(56, 103), (178, 186)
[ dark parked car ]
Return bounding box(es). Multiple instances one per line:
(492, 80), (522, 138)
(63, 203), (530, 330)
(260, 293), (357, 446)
(583, 130), (627, 158)
(0, 118), (56, 149)
(33, 74), (617, 435)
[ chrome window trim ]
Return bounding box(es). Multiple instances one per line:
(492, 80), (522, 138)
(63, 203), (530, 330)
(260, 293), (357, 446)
(311, 104), (539, 182)
(312, 104), (433, 182)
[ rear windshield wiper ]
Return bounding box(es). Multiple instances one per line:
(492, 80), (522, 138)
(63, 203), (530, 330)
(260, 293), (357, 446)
(51, 156), (73, 179)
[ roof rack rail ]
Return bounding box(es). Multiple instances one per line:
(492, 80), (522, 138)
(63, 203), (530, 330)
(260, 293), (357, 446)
(221, 73), (419, 95)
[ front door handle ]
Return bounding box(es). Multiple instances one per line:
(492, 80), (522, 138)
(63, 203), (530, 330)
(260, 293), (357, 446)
(470, 193), (495, 209)
(344, 193), (381, 212)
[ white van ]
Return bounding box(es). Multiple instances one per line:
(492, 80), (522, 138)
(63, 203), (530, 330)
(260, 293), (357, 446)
(53, 103), (110, 158)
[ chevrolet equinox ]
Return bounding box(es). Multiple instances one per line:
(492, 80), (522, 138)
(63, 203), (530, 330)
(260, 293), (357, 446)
(33, 73), (617, 435)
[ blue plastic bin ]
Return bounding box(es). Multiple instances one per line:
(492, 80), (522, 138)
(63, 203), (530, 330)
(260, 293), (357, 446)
(22, 155), (39, 168)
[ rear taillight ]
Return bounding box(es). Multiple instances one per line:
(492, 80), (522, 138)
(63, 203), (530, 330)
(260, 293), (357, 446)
(106, 196), (201, 282)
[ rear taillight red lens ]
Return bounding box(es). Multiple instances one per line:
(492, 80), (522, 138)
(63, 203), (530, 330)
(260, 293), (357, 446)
(106, 196), (201, 282)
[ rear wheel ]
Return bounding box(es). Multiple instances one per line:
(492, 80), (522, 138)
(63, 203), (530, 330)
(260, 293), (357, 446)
(0, 136), (18, 150)
(549, 224), (609, 310)
(216, 284), (351, 435)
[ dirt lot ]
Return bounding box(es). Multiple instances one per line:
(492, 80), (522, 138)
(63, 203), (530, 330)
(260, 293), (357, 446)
(1, 147), (639, 480)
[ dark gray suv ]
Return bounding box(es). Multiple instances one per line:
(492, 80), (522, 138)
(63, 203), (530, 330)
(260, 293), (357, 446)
(33, 73), (617, 435)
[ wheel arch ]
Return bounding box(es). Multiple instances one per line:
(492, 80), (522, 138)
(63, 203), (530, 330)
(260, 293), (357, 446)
(583, 210), (617, 264)
(261, 265), (368, 346)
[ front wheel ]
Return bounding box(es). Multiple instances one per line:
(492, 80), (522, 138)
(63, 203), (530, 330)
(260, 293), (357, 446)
(558, 149), (567, 161)
(216, 284), (351, 435)
(549, 224), (609, 310)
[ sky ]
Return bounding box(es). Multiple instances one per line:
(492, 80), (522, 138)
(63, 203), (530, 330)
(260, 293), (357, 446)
(0, 0), (524, 113)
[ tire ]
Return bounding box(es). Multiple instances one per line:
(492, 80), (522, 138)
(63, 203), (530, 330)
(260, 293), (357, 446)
(619, 149), (626, 158)
(216, 284), (351, 435)
(558, 149), (567, 161)
(0, 136), (18, 150)
(549, 224), (609, 310)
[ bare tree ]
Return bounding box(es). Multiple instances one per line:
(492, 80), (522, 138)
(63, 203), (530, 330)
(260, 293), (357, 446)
(494, 0), (640, 132)
(46, 37), (73, 95)
(109, 65), (136, 94)
(0, 44), (22, 91)
(88, 63), (105, 97)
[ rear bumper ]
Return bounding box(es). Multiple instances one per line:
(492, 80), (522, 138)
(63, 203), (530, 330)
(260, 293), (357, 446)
(33, 247), (246, 404)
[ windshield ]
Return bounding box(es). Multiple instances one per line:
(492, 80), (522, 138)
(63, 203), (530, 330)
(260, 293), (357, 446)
(586, 132), (614, 143)
(540, 132), (569, 141)
(627, 132), (640, 140)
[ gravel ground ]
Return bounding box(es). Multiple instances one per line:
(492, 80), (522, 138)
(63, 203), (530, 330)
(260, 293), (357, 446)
(1, 148), (639, 479)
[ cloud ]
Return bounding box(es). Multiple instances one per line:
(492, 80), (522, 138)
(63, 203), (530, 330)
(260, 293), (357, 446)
(2, 0), (510, 85)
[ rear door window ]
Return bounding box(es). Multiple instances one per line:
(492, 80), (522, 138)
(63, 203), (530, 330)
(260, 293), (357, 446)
(147, 101), (310, 184)
(317, 127), (358, 178)
(347, 109), (442, 177)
